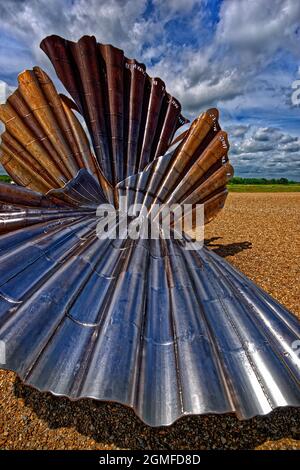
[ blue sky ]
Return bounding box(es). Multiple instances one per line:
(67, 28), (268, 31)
(0, 0), (300, 180)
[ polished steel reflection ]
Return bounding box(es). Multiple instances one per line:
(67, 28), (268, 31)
(0, 35), (299, 427)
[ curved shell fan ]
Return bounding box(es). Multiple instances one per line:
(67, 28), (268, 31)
(40, 35), (189, 185)
(0, 67), (113, 202)
(0, 36), (299, 427)
(117, 111), (234, 225)
(0, 61), (232, 225)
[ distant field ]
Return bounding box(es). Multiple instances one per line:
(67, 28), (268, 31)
(0, 175), (11, 183)
(1, 174), (300, 192)
(228, 184), (300, 192)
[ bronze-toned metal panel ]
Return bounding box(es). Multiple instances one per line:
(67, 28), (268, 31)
(40, 35), (189, 185)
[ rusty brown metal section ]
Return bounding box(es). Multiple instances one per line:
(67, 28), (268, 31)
(114, 103), (231, 227)
(0, 181), (56, 208)
(182, 162), (234, 206)
(40, 35), (189, 186)
(153, 95), (182, 159)
(0, 67), (113, 201)
(0, 169), (105, 235)
(203, 188), (228, 224)
(124, 58), (147, 177)
(127, 108), (229, 224)
(137, 76), (165, 171)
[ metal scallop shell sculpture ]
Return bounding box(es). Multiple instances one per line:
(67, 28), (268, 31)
(0, 35), (299, 426)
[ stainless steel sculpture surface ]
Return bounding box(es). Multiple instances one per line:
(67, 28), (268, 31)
(0, 35), (299, 426)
